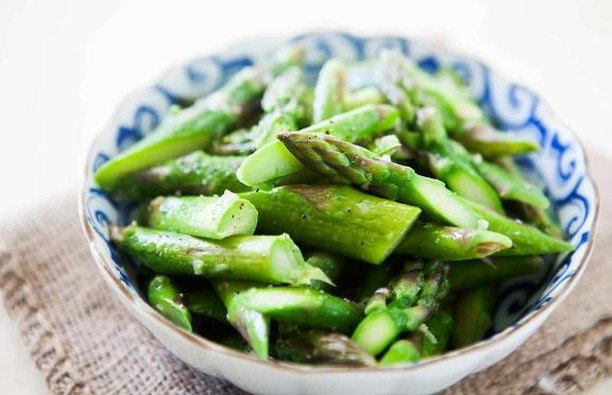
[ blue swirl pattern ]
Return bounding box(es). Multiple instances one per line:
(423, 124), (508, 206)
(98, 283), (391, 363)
(84, 32), (597, 333)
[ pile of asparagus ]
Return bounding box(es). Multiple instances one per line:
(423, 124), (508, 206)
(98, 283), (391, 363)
(96, 46), (573, 366)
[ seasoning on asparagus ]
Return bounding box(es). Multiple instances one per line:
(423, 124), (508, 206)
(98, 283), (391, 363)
(112, 225), (330, 286)
(278, 132), (485, 229)
(148, 192), (258, 239)
(242, 185), (421, 264)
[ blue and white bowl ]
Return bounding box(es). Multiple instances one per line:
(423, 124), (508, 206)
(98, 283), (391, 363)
(79, 32), (599, 395)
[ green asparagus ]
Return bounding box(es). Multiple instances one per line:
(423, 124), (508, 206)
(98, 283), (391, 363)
(95, 68), (265, 190)
(242, 185), (421, 264)
(313, 59), (347, 123)
(352, 262), (448, 356)
(345, 86), (385, 110)
(275, 330), (376, 366)
(148, 275), (192, 331)
(395, 223), (512, 260)
(182, 286), (227, 323)
(452, 286), (494, 348)
(236, 104), (400, 186)
(112, 151), (249, 199)
(472, 157), (550, 209)
(278, 132), (485, 229)
(148, 192), (258, 239)
(464, 199), (573, 255)
(214, 280), (269, 358)
(378, 339), (421, 366)
(454, 123), (539, 156)
(448, 256), (545, 290)
(112, 225), (330, 285)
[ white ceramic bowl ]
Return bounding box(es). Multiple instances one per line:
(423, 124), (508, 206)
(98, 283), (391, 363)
(79, 32), (599, 395)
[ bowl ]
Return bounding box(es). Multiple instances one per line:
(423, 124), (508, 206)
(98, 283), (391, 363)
(79, 32), (599, 395)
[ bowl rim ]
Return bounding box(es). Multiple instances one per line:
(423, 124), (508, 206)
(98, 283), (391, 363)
(78, 32), (600, 374)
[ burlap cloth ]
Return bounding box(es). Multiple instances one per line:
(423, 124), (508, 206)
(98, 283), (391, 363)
(0, 155), (610, 395)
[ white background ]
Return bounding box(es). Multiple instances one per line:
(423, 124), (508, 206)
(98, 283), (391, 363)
(1, 0), (611, 393)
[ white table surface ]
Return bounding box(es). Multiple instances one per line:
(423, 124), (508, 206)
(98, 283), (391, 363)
(1, 0), (611, 393)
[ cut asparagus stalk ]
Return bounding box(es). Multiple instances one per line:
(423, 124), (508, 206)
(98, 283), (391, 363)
(255, 66), (308, 148)
(313, 59), (347, 123)
(448, 256), (545, 290)
(420, 311), (453, 357)
(94, 66), (267, 190)
(147, 275), (192, 332)
(455, 123), (539, 156)
(464, 199), (574, 255)
(394, 223), (512, 260)
(305, 251), (346, 291)
(213, 280), (269, 359)
(242, 185), (421, 264)
(452, 286), (494, 348)
(345, 86), (385, 110)
(237, 104), (400, 186)
(112, 226), (330, 286)
(472, 157), (550, 209)
(182, 287), (227, 323)
(352, 262), (448, 356)
(278, 132), (484, 229)
(378, 339), (421, 366)
(148, 192), (258, 239)
(232, 287), (362, 333)
(112, 151), (249, 199)
(417, 106), (505, 213)
(275, 330), (376, 366)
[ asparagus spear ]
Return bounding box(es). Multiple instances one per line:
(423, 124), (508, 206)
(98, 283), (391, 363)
(352, 262), (448, 356)
(417, 106), (505, 213)
(305, 251), (346, 291)
(112, 225), (330, 286)
(472, 156), (550, 209)
(255, 66), (308, 148)
(496, 156), (563, 238)
(464, 199), (574, 255)
(313, 59), (347, 123)
(236, 104), (400, 186)
(241, 185), (421, 264)
(378, 310), (453, 365)
(214, 280), (269, 359)
(420, 311), (453, 357)
(147, 275), (192, 331)
(211, 128), (259, 155)
(452, 286), (494, 348)
(394, 223), (512, 260)
(231, 286), (362, 333)
(454, 123), (539, 156)
(344, 86), (385, 110)
(378, 339), (421, 366)
(373, 50), (417, 124)
(95, 67), (266, 190)
(148, 192), (258, 239)
(448, 256), (545, 290)
(182, 286), (227, 323)
(112, 151), (249, 199)
(278, 132), (484, 229)
(275, 330), (376, 366)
